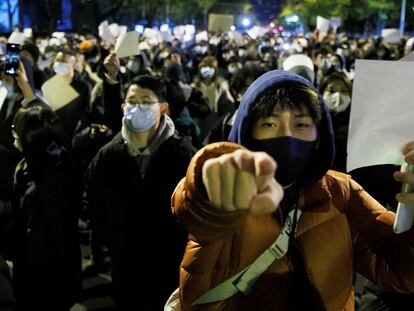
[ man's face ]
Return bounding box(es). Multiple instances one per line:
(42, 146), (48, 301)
(170, 53), (181, 65)
(251, 106), (317, 142)
(124, 85), (168, 123)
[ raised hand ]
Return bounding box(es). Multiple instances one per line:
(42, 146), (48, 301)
(103, 52), (120, 79)
(202, 149), (284, 215)
(394, 141), (414, 203)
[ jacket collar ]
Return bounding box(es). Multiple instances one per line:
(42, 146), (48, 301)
(295, 175), (339, 236)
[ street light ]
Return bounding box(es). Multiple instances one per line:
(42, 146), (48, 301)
(242, 18), (250, 27)
(400, 0), (406, 35)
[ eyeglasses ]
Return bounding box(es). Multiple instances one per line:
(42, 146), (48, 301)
(125, 101), (159, 106)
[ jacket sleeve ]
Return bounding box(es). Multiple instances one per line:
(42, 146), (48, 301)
(102, 76), (123, 134)
(346, 178), (414, 294)
(171, 141), (250, 245)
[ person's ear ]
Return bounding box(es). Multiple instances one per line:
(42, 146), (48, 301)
(159, 102), (169, 115)
(121, 102), (126, 113)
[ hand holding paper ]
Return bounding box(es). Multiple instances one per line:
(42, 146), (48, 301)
(393, 142), (414, 233)
(103, 52), (120, 79)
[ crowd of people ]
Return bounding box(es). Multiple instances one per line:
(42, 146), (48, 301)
(0, 26), (414, 311)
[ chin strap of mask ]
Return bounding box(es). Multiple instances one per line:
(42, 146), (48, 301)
(193, 207), (303, 306)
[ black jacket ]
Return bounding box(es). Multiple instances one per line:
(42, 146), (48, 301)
(85, 131), (196, 310)
(12, 151), (82, 311)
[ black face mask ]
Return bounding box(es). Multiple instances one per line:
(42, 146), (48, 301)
(248, 136), (317, 187)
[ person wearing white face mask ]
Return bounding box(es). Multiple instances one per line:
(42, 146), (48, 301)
(125, 52), (152, 80)
(51, 50), (91, 146)
(313, 48), (334, 88)
(84, 75), (196, 311)
(320, 71), (353, 172)
(52, 51), (75, 81)
(192, 56), (233, 113)
(191, 56), (234, 143)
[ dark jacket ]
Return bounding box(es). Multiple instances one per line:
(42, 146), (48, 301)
(55, 72), (91, 146)
(85, 129), (196, 310)
(12, 149), (82, 311)
(0, 96), (28, 219)
(0, 254), (14, 311)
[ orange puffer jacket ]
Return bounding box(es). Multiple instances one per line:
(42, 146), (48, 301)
(172, 142), (414, 311)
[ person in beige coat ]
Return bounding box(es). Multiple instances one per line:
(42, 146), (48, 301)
(171, 70), (414, 310)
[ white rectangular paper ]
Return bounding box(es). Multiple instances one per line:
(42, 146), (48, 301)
(381, 28), (401, 44)
(228, 30), (243, 44)
(316, 16), (330, 33)
(173, 25), (186, 38)
(185, 25), (195, 35)
(8, 31), (25, 45)
(195, 31), (208, 43)
(99, 20), (114, 41)
(41, 75), (79, 111)
(247, 26), (265, 40)
(52, 31), (65, 39)
(347, 60), (414, 172)
(109, 23), (119, 37)
(23, 28), (32, 38)
(208, 13), (234, 32)
(143, 28), (161, 44)
(114, 31), (139, 59)
(159, 31), (173, 42)
(118, 25), (128, 36)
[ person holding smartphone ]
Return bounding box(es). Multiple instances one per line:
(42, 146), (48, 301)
(0, 56), (38, 261)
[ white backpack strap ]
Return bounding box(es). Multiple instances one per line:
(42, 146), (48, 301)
(193, 208), (302, 305)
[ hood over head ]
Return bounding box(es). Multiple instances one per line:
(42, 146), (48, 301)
(228, 69), (335, 187)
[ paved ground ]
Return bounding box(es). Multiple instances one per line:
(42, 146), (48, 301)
(70, 228), (116, 311)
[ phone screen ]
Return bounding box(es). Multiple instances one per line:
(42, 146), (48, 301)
(5, 43), (21, 76)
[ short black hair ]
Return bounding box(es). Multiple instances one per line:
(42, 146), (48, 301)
(125, 75), (167, 102)
(13, 104), (63, 155)
(21, 42), (41, 63)
(247, 82), (322, 133)
(230, 64), (267, 95)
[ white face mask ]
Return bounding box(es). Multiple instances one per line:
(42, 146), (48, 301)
(200, 66), (215, 80)
(227, 66), (239, 75)
(127, 60), (140, 74)
(123, 102), (159, 132)
(318, 58), (331, 72)
(159, 51), (170, 59)
(53, 61), (70, 76)
(324, 92), (351, 113)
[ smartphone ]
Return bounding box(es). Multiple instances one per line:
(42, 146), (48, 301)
(5, 43), (21, 76)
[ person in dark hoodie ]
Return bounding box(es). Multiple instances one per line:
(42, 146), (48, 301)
(169, 70), (414, 310)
